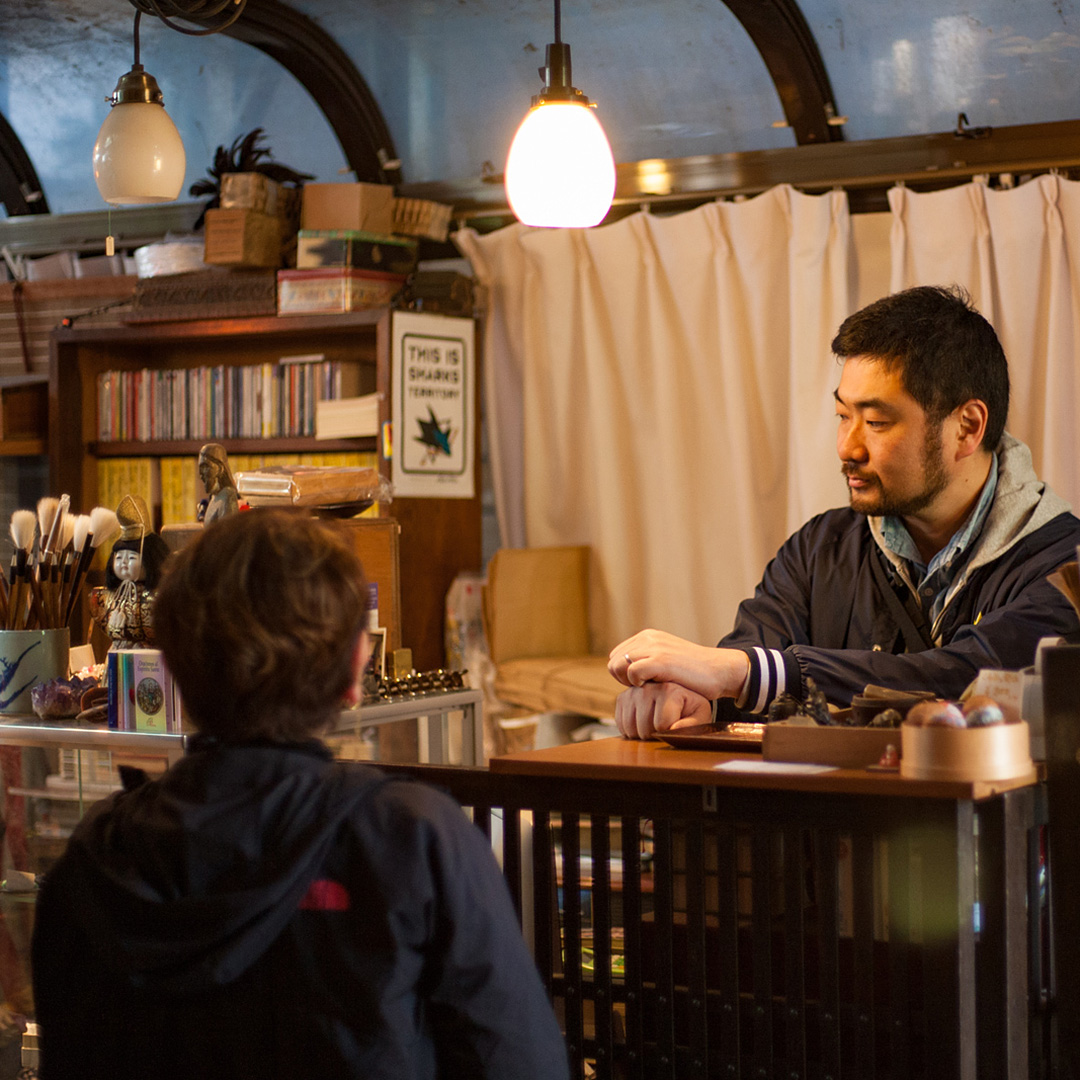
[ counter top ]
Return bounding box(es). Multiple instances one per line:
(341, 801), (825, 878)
(490, 735), (1037, 800)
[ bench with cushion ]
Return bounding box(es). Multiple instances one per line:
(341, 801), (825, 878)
(482, 545), (622, 721)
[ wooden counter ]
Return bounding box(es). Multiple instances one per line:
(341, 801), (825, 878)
(385, 737), (1043, 1080)
(490, 735), (1036, 800)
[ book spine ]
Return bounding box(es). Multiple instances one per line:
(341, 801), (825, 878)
(119, 650), (134, 732)
(107, 650), (119, 729)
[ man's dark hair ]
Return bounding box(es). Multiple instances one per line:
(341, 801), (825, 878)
(831, 284), (1010, 451)
(154, 508), (368, 743)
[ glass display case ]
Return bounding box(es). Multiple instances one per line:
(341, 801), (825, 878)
(0, 688), (481, 1077)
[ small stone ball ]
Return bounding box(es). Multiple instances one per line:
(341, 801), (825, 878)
(964, 704), (1005, 728)
(923, 702), (967, 728)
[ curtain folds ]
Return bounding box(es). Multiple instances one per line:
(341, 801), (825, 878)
(458, 186), (853, 649)
(457, 176), (1080, 658)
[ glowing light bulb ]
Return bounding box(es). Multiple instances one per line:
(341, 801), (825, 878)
(505, 100), (615, 228)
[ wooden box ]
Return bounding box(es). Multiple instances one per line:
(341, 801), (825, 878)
(762, 721), (901, 768)
(337, 517), (402, 654)
(204, 208), (281, 269)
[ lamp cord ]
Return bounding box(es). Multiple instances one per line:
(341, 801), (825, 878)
(132, 10), (141, 66)
(553, 0), (561, 43)
(127, 0), (247, 37)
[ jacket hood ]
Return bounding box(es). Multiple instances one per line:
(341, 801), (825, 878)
(56, 740), (387, 994)
(867, 433), (1073, 634)
(971, 433), (1073, 570)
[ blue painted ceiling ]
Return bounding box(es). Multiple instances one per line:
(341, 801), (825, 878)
(2, 0), (1079, 217)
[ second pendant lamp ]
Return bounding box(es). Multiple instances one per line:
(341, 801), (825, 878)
(504, 0), (616, 229)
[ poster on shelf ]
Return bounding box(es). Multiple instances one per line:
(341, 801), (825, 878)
(390, 311), (474, 499)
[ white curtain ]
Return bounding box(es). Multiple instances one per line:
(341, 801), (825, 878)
(458, 175), (1080, 658)
(890, 175), (1080, 509)
(457, 185), (853, 650)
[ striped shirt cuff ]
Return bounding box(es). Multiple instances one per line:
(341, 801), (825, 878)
(734, 647), (798, 714)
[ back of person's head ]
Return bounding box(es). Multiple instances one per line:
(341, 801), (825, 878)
(154, 509), (368, 743)
(831, 284), (1010, 451)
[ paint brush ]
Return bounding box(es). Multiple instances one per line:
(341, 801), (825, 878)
(9, 509), (35, 630)
(64, 506), (120, 627)
(38, 495), (68, 628)
(59, 514), (90, 627)
(55, 512), (76, 628)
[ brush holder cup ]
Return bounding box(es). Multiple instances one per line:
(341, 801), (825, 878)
(0, 629), (70, 714)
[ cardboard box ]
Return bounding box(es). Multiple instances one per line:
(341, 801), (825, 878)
(277, 268), (404, 315)
(762, 721), (900, 768)
(297, 230), (418, 276)
(220, 172), (282, 215)
(204, 208), (281, 268)
(301, 183), (395, 234)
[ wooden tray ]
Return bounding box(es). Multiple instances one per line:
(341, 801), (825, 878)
(657, 723), (764, 753)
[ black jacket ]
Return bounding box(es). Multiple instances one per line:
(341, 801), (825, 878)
(722, 436), (1080, 710)
(31, 739), (568, 1080)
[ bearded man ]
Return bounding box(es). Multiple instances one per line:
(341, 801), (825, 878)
(610, 285), (1080, 739)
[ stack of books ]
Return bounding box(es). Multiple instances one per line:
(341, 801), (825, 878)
(107, 649), (182, 734)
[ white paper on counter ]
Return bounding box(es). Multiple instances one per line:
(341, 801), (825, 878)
(714, 760), (837, 775)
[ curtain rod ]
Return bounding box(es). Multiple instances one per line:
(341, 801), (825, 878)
(398, 118), (1080, 226)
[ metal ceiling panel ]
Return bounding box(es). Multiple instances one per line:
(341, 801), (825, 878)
(1, 0), (1079, 219)
(798, 0), (1080, 140)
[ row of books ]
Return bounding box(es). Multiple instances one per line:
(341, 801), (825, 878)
(97, 450), (380, 531)
(95, 358), (368, 442)
(107, 648), (182, 734)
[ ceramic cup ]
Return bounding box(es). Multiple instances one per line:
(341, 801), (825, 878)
(0, 628), (71, 714)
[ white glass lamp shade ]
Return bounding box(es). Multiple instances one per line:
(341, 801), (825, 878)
(504, 101), (616, 228)
(93, 102), (186, 205)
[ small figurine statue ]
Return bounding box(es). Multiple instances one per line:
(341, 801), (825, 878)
(89, 495), (170, 652)
(197, 443), (239, 525)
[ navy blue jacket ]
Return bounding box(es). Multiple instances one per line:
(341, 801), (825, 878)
(32, 740), (568, 1080)
(721, 504), (1080, 710)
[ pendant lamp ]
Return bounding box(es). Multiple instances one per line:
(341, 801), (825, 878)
(504, 0), (615, 228)
(93, 1), (248, 207)
(93, 11), (186, 205)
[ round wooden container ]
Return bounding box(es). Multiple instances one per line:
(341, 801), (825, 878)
(900, 720), (1035, 782)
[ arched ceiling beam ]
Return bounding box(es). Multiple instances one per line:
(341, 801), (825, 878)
(0, 111), (49, 217)
(218, 0), (401, 184)
(722, 0), (843, 145)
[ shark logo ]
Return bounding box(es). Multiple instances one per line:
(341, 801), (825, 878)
(0, 641), (41, 710)
(415, 406), (454, 461)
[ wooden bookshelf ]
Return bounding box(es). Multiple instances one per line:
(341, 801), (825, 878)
(49, 309), (482, 670)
